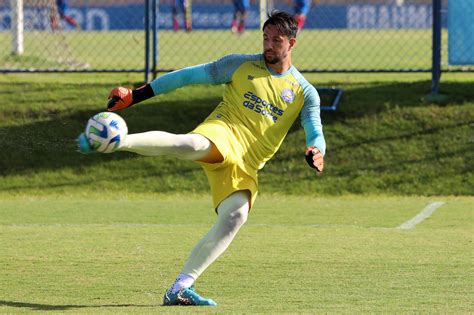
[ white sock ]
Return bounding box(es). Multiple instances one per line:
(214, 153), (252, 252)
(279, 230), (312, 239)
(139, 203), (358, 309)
(169, 273), (195, 294)
(119, 131), (211, 161)
(180, 190), (250, 279)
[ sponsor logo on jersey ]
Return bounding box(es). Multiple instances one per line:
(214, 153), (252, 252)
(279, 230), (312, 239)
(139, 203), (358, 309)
(281, 88), (295, 103)
(242, 91), (285, 123)
(252, 62), (266, 70)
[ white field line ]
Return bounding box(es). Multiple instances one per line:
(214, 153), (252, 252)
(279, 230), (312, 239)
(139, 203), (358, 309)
(3, 202), (446, 230)
(397, 201), (446, 230)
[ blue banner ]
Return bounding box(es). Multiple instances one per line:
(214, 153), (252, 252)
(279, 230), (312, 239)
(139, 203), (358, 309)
(0, 4), (447, 31)
(448, 0), (474, 65)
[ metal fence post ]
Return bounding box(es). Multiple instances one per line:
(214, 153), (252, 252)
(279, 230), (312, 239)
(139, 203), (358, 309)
(11, 0), (24, 55)
(145, 0), (151, 83)
(431, 0), (442, 94)
(152, 0), (158, 80)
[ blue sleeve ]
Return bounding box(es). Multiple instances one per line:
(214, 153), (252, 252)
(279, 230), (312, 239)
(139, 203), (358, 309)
(150, 54), (262, 95)
(292, 70), (326, 156)
(300, 86), (326, 156)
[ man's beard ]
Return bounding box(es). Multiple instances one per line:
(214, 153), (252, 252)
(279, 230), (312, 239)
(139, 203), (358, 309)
(264, 51), (282, 65)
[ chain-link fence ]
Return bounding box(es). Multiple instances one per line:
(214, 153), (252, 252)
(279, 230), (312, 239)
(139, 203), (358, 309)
(0, 0), (473, 73)
(1, 0), (146, 71)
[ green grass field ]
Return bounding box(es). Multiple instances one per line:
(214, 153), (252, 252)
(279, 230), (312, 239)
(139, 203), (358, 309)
(0, 63), (473, 312)
(1, 194), (472, 313)
(0, 29), (451, 70)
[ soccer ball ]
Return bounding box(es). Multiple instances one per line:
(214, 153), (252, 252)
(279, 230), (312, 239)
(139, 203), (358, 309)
(85, 112), (128, 153)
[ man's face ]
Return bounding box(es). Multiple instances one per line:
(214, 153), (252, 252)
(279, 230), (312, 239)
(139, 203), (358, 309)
(263, 24), (295, 65)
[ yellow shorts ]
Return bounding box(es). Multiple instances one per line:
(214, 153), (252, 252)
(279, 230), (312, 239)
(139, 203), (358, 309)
(191, 119), (258, 209)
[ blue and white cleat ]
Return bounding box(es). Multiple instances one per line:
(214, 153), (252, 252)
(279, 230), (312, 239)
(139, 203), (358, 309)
(76, 132), (96, 154)
(163, 287), (217, 306)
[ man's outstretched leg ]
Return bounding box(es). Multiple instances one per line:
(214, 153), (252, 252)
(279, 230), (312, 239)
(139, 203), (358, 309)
(119, 131), (213, 161)
(163, 190), (250, 306)
(78, 131), (215, 161)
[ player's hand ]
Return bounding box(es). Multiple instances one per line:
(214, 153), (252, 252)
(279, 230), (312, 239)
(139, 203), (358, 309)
(107, 87), (133, 111)
(305, 146), (324, 172)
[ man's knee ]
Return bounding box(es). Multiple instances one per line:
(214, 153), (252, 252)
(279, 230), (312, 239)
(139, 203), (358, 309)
(186, 134), (211, 152)
(226, 206), (248, 229)
(174, 134), (212, 161)
(218, 191), (250, 231)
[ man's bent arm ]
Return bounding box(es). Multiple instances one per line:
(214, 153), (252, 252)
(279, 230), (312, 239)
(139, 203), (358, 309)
(300, 87), (326, 156)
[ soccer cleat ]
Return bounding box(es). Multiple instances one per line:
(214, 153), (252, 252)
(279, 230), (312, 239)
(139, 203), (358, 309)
(184, 19), (192, 32)
(76, 132), (96, 154)
(173, 17), (179, 31)
(237, 21), (245, 34)
(231, 20), (238, 33)
(163, 287), (217, 306)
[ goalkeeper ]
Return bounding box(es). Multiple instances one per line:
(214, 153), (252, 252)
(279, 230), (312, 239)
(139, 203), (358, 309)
(77, 11), (325, 306)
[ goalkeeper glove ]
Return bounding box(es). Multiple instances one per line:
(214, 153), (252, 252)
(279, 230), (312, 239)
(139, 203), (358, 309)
(305, 146), (324, 172)
(107, 84), (154, 111)
(107, 87), (133, 111)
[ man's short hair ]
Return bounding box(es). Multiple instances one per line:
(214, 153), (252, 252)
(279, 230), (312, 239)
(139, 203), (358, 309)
(262, 10), (298, 39)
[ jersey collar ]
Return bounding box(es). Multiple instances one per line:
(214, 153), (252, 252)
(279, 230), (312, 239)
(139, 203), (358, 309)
(266, 64), (294, 78)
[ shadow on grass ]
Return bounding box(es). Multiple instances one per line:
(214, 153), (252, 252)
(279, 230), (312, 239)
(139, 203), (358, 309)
(0, 95), (220, 176)
(319, 80), (473, 123)
(0, 300), (155, 311)
(0, 79), (472, 187)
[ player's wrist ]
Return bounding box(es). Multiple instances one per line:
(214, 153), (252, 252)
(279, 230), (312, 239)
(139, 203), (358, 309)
(131, 84), (154, 105)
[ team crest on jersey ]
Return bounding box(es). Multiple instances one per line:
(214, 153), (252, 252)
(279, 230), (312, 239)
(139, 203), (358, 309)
(281, 88), (295, 103)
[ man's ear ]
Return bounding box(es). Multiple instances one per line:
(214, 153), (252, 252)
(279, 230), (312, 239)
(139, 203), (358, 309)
(289, 37), (296, 50)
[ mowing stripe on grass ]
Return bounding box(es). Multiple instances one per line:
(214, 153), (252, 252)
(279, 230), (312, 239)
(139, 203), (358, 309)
(397, 201), (446, 230)
(2, 223), (390, 229)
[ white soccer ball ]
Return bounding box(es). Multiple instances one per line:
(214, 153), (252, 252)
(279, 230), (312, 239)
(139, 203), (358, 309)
(85, 112), (128, 153)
